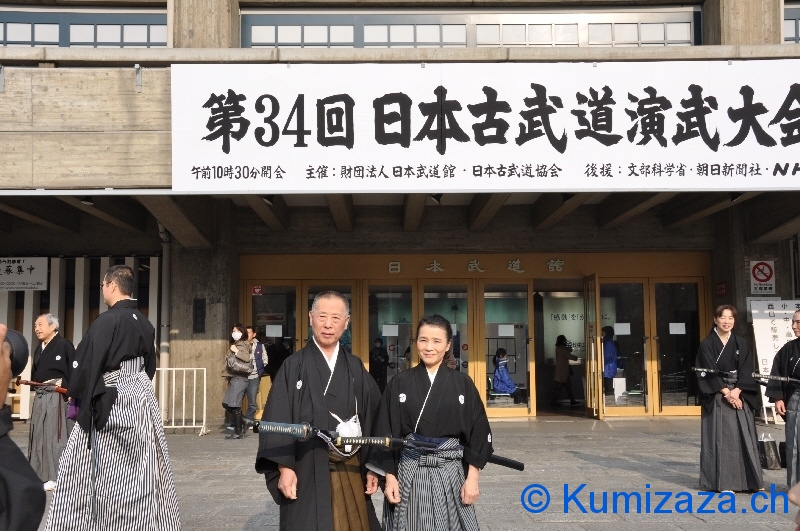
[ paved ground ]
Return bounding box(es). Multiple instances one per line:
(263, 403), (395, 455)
(8, 410), (799, 530)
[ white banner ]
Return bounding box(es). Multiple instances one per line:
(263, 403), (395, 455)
(751, 300), (800, 409)
(172, 60), (800, 194)
(0, 257), (48, 290)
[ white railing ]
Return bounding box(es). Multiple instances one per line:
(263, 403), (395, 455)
(153, 367), (209, 436)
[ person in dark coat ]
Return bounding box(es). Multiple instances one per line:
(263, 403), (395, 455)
(28, 313), (75, 489)
(766, 308), (800, 487)
(552, 335), (578, 406)
(256, 291), (381, 531)
(45, 265), (180, 530)
(369, 338), (389, 393)
(0, 324), (47, 531)
(695, 304), (763, 493)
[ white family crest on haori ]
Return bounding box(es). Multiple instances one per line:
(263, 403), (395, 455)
(55, 355), (61, 360)
(488, 434), (492, 443)
(458, 394), (465, 404)
(296, 380), (303, 389)
(399, 393), (407, 403)
(133, 314), (138, 320)
(72, 361), (78, 368)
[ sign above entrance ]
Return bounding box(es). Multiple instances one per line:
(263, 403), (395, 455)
(173, 60), (800, 193)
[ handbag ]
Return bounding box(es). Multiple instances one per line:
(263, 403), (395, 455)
(226, 350), (252, 376)
(758, 433), (782, 470)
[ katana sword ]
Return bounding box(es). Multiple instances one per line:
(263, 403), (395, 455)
(14, 376), (67, 395)
(691, 367), (737, 378)
(752, 372), (800, 385)
(254, 420), (525, 471)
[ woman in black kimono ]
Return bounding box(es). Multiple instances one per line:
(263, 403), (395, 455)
(371, 314), (492, 531)
(695, 304), (763, 492)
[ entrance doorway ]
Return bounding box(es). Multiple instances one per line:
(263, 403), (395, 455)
(583, 276), (706, 418)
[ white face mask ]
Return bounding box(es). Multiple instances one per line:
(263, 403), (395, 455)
(231, 331), (243, 341)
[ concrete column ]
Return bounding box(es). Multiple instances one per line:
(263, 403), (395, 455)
(169, 200), (237, 425)
(170, 0), (240, 48)
(99, 257), (111, 314)
(703, 0), (783, 45)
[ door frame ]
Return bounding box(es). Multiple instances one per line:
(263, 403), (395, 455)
(584, 275), (603, 419)
(478, 279), (536, 418)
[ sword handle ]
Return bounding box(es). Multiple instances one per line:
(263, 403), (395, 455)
(254, 421), (312, 440)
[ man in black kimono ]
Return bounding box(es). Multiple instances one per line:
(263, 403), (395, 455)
(28, 313), (75, 489)
(0, 324), (46, 531)
(766, 309), (800, 487)
(45, 265), (180, 530)
(256, 291), (381, 531)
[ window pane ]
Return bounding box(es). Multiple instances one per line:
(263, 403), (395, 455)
(7, 23), (31, 41)
(364, 25), (387, 42)
(442, 25), (465, 43)
(124, 25), (148, 43)
(476, 24), (500, 43)
(615, 24), (638, 43)
(666, 22), (691, 41)
(416, 25), (439, 43)
(528, 24), (551, 43)
(389, 25), (413, 43)
(785, 20), (797, 39)
(641, 23), (665, 41)
(503, 24), (525, 42)
(34, 24), (59, 42)
(97, 25), (121, 42)
(150, 25), (168, 43)
(252, 25), (275, 44)
(554, 24), (578, 43)
(70, 24), (94, 43)
(277, 26), (301, 42)
(588, 23), (612, 43)
(304, 25), (327, 43)
(329, 25), (353, 43)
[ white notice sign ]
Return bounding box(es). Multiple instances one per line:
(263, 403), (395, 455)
(0, 258), (48, 291)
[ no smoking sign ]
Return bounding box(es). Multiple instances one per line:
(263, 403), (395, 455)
(750, 260), (775, 294)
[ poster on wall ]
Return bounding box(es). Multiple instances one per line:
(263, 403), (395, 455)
(751, 300), (800, 410)
(173, 60), (800, 194)
(0, 258), (48, 291)
(541, 295), (616, 359)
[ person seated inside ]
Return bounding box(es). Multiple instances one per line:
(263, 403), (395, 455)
(492, 348), (525, 404)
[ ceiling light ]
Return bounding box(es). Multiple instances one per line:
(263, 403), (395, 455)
(428, 193), (443, 205)
(261, 195), (275, 206)
(79, 196), (94, 206)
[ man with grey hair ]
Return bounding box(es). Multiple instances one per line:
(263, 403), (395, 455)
(29, 313), (75, 491)
(257, 290), (381, 530)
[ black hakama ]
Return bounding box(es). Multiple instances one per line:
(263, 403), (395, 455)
(695, 331), (763, 492)
(765, 337), (800, 486)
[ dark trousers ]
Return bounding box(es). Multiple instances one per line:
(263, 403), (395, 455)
(553, 380), (575, 403)
(244, 377), (260, 420)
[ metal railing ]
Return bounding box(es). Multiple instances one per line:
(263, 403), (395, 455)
(153, 367), (209, 436)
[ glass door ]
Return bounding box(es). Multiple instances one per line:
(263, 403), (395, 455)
(584, 275), (602, 419)
(421, 283), (471, 375)
(598, 280), (649, 415)
(367, 284), (414, 393)
(483, 283), (530, 410)
(651, 279), (704, 415)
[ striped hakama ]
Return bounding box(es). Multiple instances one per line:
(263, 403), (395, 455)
(384, 435), (479, 531)
(45, 357), (181, 530)
(28, 385), (73, 482)
(784, 392), (800, 486)
(699, 392), (763, 492)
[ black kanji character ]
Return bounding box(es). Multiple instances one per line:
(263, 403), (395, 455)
(414, 86), (470, 155)
(626, 87), (672, 147)
(317, 94), (355, 149)
(467, 86), (511, 146)
(768, 83), (800, 147)
(515, 83), (567, 153)
(672, 84), (720, 152)
(202, 89), (250, 154)
(725, 85), (776, 147)
(374, 93), (412, 148)
(571, 86), (622, 147)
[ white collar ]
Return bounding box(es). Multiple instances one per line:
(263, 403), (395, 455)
(313, 336), (339, 372)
